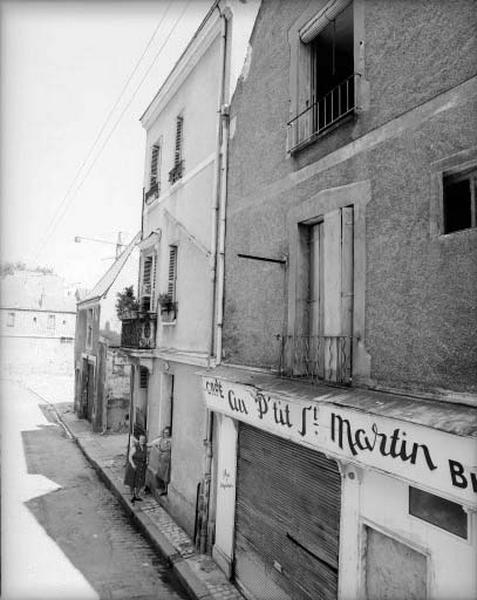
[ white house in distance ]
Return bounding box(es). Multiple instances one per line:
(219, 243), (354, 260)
(120, 0), (260, 549)
(0, 267), (77, 376)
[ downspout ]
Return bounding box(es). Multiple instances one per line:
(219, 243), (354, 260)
(199, 2), (229, 554)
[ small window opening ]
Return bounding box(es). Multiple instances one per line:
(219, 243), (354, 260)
(443, 168), (477, 233)
(409, 486), (467, 539)
(139, 367), (149, 389)
(7, 312), (15, 327)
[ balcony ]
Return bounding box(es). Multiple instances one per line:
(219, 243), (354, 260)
(168, 160), (184, 185)
(278, 334), (354, 385)
(287, 73), (358, 153)
(120, 312), (157, 350)
(145, 181), (160, 204)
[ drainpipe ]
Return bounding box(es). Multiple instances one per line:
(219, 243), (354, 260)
(200, 2), (229, 554)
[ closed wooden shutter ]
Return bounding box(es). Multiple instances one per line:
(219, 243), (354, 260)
(235, 423), (341, 600)
(167, 246), (177, 301)
(174, 116), (183, 166)
(150, 143), (161, 186)
(142, 254), (156, 310)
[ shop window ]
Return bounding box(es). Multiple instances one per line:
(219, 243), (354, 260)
(169, 115), (184, 184)
(409, 486), (468, 539)
(146, 141), (162, 203)
(365, 526), (427, 600)
(140, 253), (157, 312)
(442, 167), (477, 234)
(288, 0), (356, 152)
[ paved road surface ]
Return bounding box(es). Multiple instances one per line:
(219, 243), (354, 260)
(2, 379), (190, 600)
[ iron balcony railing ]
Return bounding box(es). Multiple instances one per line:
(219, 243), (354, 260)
(121, 312), (157, 350)
(278, 334), (354, 385)
(287, 73), (359, 153)
(145, 181), (160, 204)
(168, 159), (184, 185)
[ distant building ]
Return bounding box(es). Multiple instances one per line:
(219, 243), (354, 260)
(74, 234), (140, 433)
(0, 269), (76, 340)
(0, 268), (77, 377)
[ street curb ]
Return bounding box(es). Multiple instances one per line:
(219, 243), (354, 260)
(51, 407), (216, 600)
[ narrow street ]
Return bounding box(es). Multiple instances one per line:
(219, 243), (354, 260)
(2, 379), (190, 600)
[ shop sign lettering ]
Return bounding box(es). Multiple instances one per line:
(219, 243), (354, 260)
(203, 377), (477, 506)
(321, 406), (477, 506)
(203, 377), (321, 446)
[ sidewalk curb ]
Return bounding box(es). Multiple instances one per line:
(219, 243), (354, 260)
(51, 406), (216, 600)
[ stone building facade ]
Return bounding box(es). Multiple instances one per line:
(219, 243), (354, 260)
(202, 1), (477, 599)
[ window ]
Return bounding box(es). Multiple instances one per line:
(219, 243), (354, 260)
(141, 253), (157, 312)
(86, 309), (93, 347)
(288, 0), (356, 152)
(47, 314), (56, 332)
(169, 115), (184, 184)
(285, 206), (354, 383)
(7, 312), (15, 327)
(139, 366), (149, 389)
(146, 142), (161, 203)
(442, 167), (477, 234)
(409, 486), (468, 539)
(167, 245), (178, 302)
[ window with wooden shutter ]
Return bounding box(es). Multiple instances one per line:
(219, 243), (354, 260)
(146, 142), (161, 202)
(150, 144), (160, 186)
(141, 254), (156, 312)
(169, 116), (184, 184)
(167, 246), (177, 302)
(174, 116), (183, 166)
(287, 206), (353, 383)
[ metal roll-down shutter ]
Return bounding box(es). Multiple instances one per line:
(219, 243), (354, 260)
(235, 423), (341, 600)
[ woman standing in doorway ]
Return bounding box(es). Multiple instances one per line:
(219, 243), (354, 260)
(124, 433), (148, 503)
(151, 426), (172, 496)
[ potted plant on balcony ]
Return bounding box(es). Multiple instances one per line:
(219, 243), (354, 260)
(157, 293), (176, 323)
(116, 286), (139, 320)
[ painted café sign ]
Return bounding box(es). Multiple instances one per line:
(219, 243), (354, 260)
(203, 376), (477, 506)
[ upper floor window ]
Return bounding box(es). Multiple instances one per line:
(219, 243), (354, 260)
(167, 245), (178, 302)
(146, 142), (161, 203)
(283, 206), (354, 384)
(442, 167), (477, 234)
(288, 0), (356, 153)
(47, 314), (56, 332)
(140, 253), (157, 312)
(86, 309), (93, 347)
(7, 312), (15, 327)
(169, 115), (184, 184)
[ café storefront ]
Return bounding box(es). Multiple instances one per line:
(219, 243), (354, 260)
(202, 367), (477, 600)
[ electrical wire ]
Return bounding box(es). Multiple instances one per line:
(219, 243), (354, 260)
(36, 0), (190, 257)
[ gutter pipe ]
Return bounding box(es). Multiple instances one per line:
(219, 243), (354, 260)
(200, 1), (230, 554)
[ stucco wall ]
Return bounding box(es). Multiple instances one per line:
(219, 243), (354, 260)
(223, 0), (477, 395)
(0, 308), (76, 338)
(167, 363), (207, 537)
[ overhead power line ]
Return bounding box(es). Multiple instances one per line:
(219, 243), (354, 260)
(36, 0), (190, 257)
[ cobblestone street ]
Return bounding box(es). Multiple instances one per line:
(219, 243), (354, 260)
(2, 379), (190, 600)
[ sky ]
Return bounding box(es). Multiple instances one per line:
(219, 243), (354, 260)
(0, 0), (211, 289)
